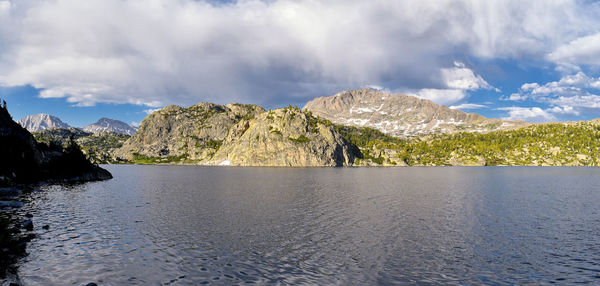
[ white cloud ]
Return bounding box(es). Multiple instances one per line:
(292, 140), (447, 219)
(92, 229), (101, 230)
(0, 1), (10, 14)
(441, 62), (492, 90)
(548, 33), (600, 66)
(549, 95), (600, 109)
(0, 0), (599, 107)
(130, 121), (140, 128)
(549, 106), (579, 116)
(408, 62), (496, 106)
(498, 107), (556, 122)
(507, 71), (600, 115)
(362, 85), (386, 92)
(449, 103), (487, 110)
(409, 89), (466, 106)
(499, 105), (581, 122)
(143, 108), (161, 115)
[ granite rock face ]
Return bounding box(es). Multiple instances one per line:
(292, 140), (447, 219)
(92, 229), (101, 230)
(115, 103), (265, 161)
(207, 108), (355, 166)
(115, 103), (356, 166)
(303, 89), (529, 138)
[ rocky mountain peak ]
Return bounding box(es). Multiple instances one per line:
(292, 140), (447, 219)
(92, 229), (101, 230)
(17, 113), (70, 132)
(83, 117), (137, 135)
(303, 89), (528, 138)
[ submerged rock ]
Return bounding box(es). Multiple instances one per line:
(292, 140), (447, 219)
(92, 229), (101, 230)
(0, 188), (21, 198)
(22, 220), (33, 231)
(0, 201), (23, 208)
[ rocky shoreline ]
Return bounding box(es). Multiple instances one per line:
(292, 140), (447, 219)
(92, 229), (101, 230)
(1, 102), (113, 285)
(0, 186), (47, 284)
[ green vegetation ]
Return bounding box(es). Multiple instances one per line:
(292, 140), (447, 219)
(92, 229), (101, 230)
(205, 139), (222, 150)
(304, 109), (332, 133)
(34, 128), (130, 164)
(131, 152), (192, 164)
(339, 121), (600, 166)
(288, 134), (311, 143)
(270, 128), (282, 135)
(231, 103), (261, 121)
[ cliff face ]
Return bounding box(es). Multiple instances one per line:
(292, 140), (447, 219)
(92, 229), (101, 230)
(304, 89), (529, 138)
(0, 106), (112, 185)
(207, 107), (355, 166)
(115, 103), (265, 161)
(115, 103), (356, 166)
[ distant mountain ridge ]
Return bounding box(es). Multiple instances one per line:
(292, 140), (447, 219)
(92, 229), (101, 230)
(18, 113), (70, 132)
(83, 117), (137, 135)
(18, 114), (136, 135)
(303, 89), (529, 138)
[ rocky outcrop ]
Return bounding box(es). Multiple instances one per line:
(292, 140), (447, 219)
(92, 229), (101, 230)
(303, 88), (529, 138)
(207, 107), (355, 166)
(33, 128), (130, 164)
(115, 103), (265, 161)
(0, 105), (112, 185)
(83, 118), (137, 135)
(17, 113), (70, 132)
(114, 103), (356, 166)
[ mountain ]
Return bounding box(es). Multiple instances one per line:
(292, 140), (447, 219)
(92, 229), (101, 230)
(115, 103), (355, 166)
(115, 102), (265, 162)
(33, 127), (130, 164)
(303, 88), (529, 138)
(83, 118), (137, 135)
(102, 97), (600, 167)
(17, 113), (70, 132)
(206, 107), (354, 166)
(339, 119), (600, 166)
(0, 104), (111, 185)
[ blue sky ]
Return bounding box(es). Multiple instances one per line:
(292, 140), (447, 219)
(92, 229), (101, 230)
(1, 0), (600, 127)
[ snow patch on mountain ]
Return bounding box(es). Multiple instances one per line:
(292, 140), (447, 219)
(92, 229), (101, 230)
(83, 118), (137, 135)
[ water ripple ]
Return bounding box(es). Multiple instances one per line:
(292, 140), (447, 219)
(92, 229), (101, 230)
(9, 166), (600, 285)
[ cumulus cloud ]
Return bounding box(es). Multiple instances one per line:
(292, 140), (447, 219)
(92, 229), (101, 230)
(0, 0), (599, 107)
(498, 105), (581, 122)
(442, 62), (493, 91)
(498, 107), (556, 122)
(547, 33), (600, 66)
(408, 89), (467, 106)
(507, 71), (600, 114)
(549, 106), (579, 116)
(143, 108), (161, 115)
(449, 103), (488, 110)
(408, 62), (496, 106)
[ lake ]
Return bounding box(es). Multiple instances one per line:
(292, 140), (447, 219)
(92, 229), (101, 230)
(12, 166), (600, 285)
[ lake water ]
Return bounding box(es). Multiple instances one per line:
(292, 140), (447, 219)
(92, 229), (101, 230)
(11, 166), (600, 285)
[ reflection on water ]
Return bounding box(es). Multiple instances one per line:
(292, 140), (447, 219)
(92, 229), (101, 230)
(13, 166), (600, 284)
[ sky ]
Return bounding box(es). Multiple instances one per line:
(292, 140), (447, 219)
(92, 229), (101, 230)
(1, 0), (600, 127)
